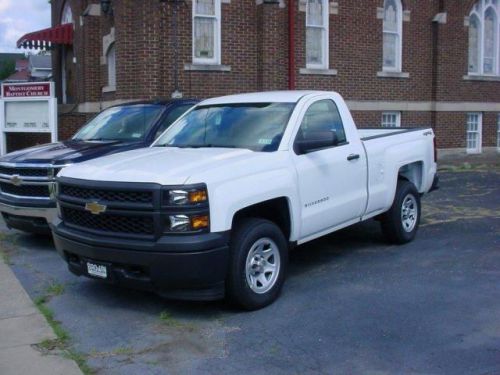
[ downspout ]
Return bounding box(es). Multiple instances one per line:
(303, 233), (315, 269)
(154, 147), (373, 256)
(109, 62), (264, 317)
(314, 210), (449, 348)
(288, 0), (296, 90)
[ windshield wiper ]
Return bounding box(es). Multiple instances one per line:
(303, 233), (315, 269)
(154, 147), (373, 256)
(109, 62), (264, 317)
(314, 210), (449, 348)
(158, 144), (237, 149)
(84, 138), (119, 141)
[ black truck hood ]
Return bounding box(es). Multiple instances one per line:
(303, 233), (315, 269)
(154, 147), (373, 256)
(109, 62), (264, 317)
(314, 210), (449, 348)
(0, 140), (146, 165)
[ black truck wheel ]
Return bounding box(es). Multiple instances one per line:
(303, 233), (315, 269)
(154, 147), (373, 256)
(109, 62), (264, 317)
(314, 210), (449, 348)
(226, 218), (288, 310)
(381, 180), (421, 244)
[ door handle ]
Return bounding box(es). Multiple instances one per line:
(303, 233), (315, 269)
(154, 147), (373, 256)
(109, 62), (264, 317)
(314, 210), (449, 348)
(347, 154), (360, 161)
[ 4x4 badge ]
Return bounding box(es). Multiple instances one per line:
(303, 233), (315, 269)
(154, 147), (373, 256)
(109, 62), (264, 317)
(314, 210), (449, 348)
(10, 175), (22, 186)
(85, 202), (107, 215)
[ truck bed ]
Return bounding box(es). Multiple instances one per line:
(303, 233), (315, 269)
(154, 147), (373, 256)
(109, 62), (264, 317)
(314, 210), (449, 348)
(358, 127), (429, 141)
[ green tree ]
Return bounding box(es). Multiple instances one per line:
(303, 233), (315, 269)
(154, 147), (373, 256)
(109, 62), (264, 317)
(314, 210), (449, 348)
(0, 60), (16, 80)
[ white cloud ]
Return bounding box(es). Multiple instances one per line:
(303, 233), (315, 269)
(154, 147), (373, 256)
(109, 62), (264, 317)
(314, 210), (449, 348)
(0, 0), (50, 52)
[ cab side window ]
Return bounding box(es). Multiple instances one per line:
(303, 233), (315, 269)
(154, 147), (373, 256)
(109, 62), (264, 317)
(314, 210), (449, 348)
(154, 104), (193, 140)
(296, 99), (347, 145)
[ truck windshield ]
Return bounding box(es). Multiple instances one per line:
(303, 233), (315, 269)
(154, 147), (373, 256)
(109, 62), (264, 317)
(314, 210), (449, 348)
(154, 103), (295, 152)
(73, 104), (164, 141)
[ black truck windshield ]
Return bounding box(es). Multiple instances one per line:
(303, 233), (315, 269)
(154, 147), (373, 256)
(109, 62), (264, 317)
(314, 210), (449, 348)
(154, 103), (295, 152)
(73, 105), (164, 141)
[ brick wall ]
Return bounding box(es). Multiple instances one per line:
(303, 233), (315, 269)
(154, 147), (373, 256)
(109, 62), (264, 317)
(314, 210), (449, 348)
(30, 0), (499, 154)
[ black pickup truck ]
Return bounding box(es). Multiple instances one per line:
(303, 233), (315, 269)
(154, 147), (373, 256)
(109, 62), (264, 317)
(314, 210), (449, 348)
(0, 99), (197, 234)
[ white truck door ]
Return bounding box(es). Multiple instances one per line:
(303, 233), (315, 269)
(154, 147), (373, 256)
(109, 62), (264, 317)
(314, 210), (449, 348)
(292, 98), (368, 238)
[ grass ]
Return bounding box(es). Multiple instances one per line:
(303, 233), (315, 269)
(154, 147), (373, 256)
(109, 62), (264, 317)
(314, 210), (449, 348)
(45, 282), (65, 297)
(34, 295), (94, 375)
(159, 310), (197, 332)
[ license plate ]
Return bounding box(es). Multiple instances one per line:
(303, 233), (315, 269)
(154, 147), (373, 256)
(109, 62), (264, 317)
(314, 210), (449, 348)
(86, 262), (108, 279)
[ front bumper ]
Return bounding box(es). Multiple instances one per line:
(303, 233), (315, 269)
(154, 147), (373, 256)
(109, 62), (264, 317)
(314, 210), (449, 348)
(0, 199), (56, 234)
(52, 223), (230, 301)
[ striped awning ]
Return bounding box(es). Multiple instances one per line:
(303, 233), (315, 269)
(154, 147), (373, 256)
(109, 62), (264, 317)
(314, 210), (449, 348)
(16, 24), (73, 50)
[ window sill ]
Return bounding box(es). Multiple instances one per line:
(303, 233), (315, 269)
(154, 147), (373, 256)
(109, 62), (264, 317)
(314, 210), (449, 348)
(463, 74), (500, 82)
(102, 85), (116, 93)
(377, 71), (410, 79)
(184, 64), (231, 72)
(299, 68), (338, 76)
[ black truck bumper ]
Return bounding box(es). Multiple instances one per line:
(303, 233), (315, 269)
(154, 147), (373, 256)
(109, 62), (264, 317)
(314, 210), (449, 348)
(52, 224), (230, 301)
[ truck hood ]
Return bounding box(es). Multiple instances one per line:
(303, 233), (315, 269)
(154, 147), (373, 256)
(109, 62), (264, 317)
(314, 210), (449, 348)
(0, 140), (144, 165)
(59, 147), (268, 185)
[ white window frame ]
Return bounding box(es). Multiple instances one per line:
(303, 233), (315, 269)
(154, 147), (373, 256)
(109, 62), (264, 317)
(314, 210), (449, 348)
(466, 112), (483, 154)
(106, 43), (116, 89)
(497, 114), (500, 151)
(192, 0), (221, 65)
(382, 0), (403, 72)
(305, 0), (329, 70)
(381, 112), (401, 128)
(468, 0), (500, 76)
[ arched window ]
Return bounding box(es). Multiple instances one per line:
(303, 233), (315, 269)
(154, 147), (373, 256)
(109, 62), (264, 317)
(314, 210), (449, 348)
(61, 2), (73, 25)
(107, 43), (116, 88)
(469, 0), (500, 75)
(382, 0), (403, 72)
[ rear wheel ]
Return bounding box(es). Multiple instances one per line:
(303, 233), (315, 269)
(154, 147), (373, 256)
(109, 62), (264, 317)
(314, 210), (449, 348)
(381, 180), (421, 244)
(226, 218), (288, 310)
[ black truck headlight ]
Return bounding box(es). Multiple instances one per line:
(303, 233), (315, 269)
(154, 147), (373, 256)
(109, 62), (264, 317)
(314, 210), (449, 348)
(162, 185), (208, 207)
(167, 214), (209, 232)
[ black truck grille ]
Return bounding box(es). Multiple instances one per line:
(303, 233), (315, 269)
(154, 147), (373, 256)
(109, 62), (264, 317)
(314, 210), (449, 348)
(0, 166), (50, 177)
(60, 185), (153, 204)
(62, 207), (155, 235)
(0, 182), (50, 197)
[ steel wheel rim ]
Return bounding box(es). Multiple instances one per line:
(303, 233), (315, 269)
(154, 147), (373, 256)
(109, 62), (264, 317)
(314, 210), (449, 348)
(245, 237), (281, 294)
(401, 194), (418, 232)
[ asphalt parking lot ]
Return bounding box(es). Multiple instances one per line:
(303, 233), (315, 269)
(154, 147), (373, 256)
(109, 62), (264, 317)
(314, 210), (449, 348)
(1, 168), (499, 375)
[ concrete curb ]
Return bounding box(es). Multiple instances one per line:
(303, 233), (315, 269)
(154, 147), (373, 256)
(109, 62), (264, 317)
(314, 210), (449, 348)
(0, 260), (82, 375)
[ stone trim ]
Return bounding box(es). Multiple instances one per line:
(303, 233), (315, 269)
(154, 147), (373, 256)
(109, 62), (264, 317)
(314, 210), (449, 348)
(377, 71), (410, 79)
(184, 64), (231, 72)
(75, 100), (500, 114)
(403, 10), (410, 22)
(83, 4), (101, 17)
(433, 12), (447, 24)
(299, 0), (337, 14)
(463, 75), (500, 82)
(299, 68), (337, 75)
(102, 86), (116, 93)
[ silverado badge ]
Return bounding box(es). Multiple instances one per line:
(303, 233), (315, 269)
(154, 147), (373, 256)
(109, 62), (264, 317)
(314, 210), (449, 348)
(85, 202), (107, 215)
(10, 175), (22, 186)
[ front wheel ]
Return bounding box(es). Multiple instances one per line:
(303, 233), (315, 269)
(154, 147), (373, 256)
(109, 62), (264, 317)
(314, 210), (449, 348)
(381, 180), (421, 244)
(226, 218), (288, 310)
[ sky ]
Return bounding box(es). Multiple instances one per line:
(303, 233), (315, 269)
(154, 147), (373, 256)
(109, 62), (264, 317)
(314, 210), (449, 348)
(0, 0), (51, 53)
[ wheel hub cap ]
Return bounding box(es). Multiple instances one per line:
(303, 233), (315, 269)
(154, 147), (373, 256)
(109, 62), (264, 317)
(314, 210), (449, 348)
(401, 194), (418, 232)
(245, 238), (281, 294)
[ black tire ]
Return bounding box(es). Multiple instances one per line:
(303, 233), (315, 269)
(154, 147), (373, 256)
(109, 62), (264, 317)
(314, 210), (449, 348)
(226, 218), (288, 310)
(380, 180), (421, 244)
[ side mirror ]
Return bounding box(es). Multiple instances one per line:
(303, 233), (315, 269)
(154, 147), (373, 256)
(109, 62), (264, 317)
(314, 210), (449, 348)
(295, 131), (339, 155)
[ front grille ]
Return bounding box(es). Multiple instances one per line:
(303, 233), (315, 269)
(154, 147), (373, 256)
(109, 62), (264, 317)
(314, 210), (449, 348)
(62, 206), (155, 235)
(60, 185), (153, 204)
(0, 182), (50, 197)
(0, 166), (50, 177)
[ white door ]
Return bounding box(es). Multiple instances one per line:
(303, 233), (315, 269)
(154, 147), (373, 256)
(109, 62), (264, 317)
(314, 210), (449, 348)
(293, 99), (368, 239)
(466, 113), (482, 154)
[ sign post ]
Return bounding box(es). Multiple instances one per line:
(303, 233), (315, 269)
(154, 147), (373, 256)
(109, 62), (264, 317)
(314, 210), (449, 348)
(0, 82), (57, 155)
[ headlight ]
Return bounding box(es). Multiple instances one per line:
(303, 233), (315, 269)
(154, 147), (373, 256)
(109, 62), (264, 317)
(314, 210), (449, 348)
(163, 185), (208, 206)
(167, 214), (209, 233)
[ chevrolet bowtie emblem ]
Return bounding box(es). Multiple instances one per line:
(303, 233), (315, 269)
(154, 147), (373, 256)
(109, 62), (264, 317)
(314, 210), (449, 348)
(10, 175), (22, 186)
(85, 202), (107, 215)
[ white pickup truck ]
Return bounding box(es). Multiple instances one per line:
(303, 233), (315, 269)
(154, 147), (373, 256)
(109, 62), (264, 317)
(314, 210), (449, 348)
(53, 91), (438, 310)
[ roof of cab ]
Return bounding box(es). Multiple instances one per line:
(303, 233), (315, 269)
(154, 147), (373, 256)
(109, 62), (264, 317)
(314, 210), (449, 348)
(199, 91), (334, 105)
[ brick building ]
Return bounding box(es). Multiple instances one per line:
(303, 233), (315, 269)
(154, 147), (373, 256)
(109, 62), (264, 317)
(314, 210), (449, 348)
(13, 0), (500, 154)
